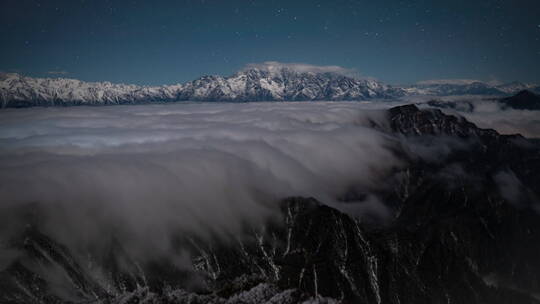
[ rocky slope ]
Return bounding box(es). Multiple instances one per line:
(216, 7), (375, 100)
(500, 90), (540, 110)
(422, 89), (540, 113)
(1, 105), (540, 303)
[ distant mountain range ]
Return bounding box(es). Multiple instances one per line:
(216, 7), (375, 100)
(402, 79), (539, 96)
(1, 64), (539, 107)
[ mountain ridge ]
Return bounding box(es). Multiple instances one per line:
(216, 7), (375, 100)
(1, 66), (538, 107)
(500, 90), (540, 110)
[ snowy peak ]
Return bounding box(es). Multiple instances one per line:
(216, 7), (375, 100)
(1, 63), (407, 107)
(405, 79), (537, 96)
(179, 64), (402, 102)
(0, 72), (21, 81)
(0, 73), (183, 107)
(1, 64), (538, 107)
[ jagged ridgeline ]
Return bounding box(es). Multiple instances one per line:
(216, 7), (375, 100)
(1, 105), (539, 304)
(1, 63), (539, 107)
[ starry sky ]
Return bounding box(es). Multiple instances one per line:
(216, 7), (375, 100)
(1, 0), (539, 85)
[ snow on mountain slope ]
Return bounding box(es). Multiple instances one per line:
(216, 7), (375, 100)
(404, 79), (537, 96)
(0, 72), (182, 107)
(496, 81), (538, 94)
(1, 63), (538, 107)
(0, 63), (404, 107)
(179, 62), (405, 102)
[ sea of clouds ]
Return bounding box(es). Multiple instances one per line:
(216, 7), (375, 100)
(0, 102), (404, 264)
(0, 100), (537, 269)
(410, 95), (540, 138)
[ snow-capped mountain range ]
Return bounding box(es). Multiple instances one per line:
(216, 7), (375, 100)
(402, 79), (538, 96)
(1, 62), (538, 107)
(0, 72), (183, 107)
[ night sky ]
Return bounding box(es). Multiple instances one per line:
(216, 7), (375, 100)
(1, 0), (539, 85)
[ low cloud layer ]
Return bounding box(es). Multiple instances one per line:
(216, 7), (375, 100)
(416, 79), (490, 85)
(47, 70), (69, 75)
(0, 99), (537, 272)
(458, 101), (540, 138)
(0, 103), (399, 264)
(411, 96), (540, 138)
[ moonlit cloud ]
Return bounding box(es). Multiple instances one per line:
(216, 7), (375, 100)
(416, 79), (486, 85)
(0, 100), (537, 275)
(412, 97), (540, 138)
(494, 170), (526, 205)
(458, 103), (540, 138)
(47, 70), (69, 75)
(244, 61), (360, 77)
(0, 102), (400, 264)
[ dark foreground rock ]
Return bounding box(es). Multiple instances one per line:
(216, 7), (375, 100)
(500, 90), (540, 110)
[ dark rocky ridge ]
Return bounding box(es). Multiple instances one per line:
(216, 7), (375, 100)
(1, 105), (540, 303)
(500, 90), (540, 110)
(424, 89), (540, 113)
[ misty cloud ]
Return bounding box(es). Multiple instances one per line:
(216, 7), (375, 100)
(0, 102), (400, 264)
(243, 61), (360, 77)
(494, 170), (526, 205)
(47, 70), (69, 75)
(416, 79), (491, 85)
(458, 102), (540, 138)
(383, 95), (540, 138)
(1, 99), (537, 276)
